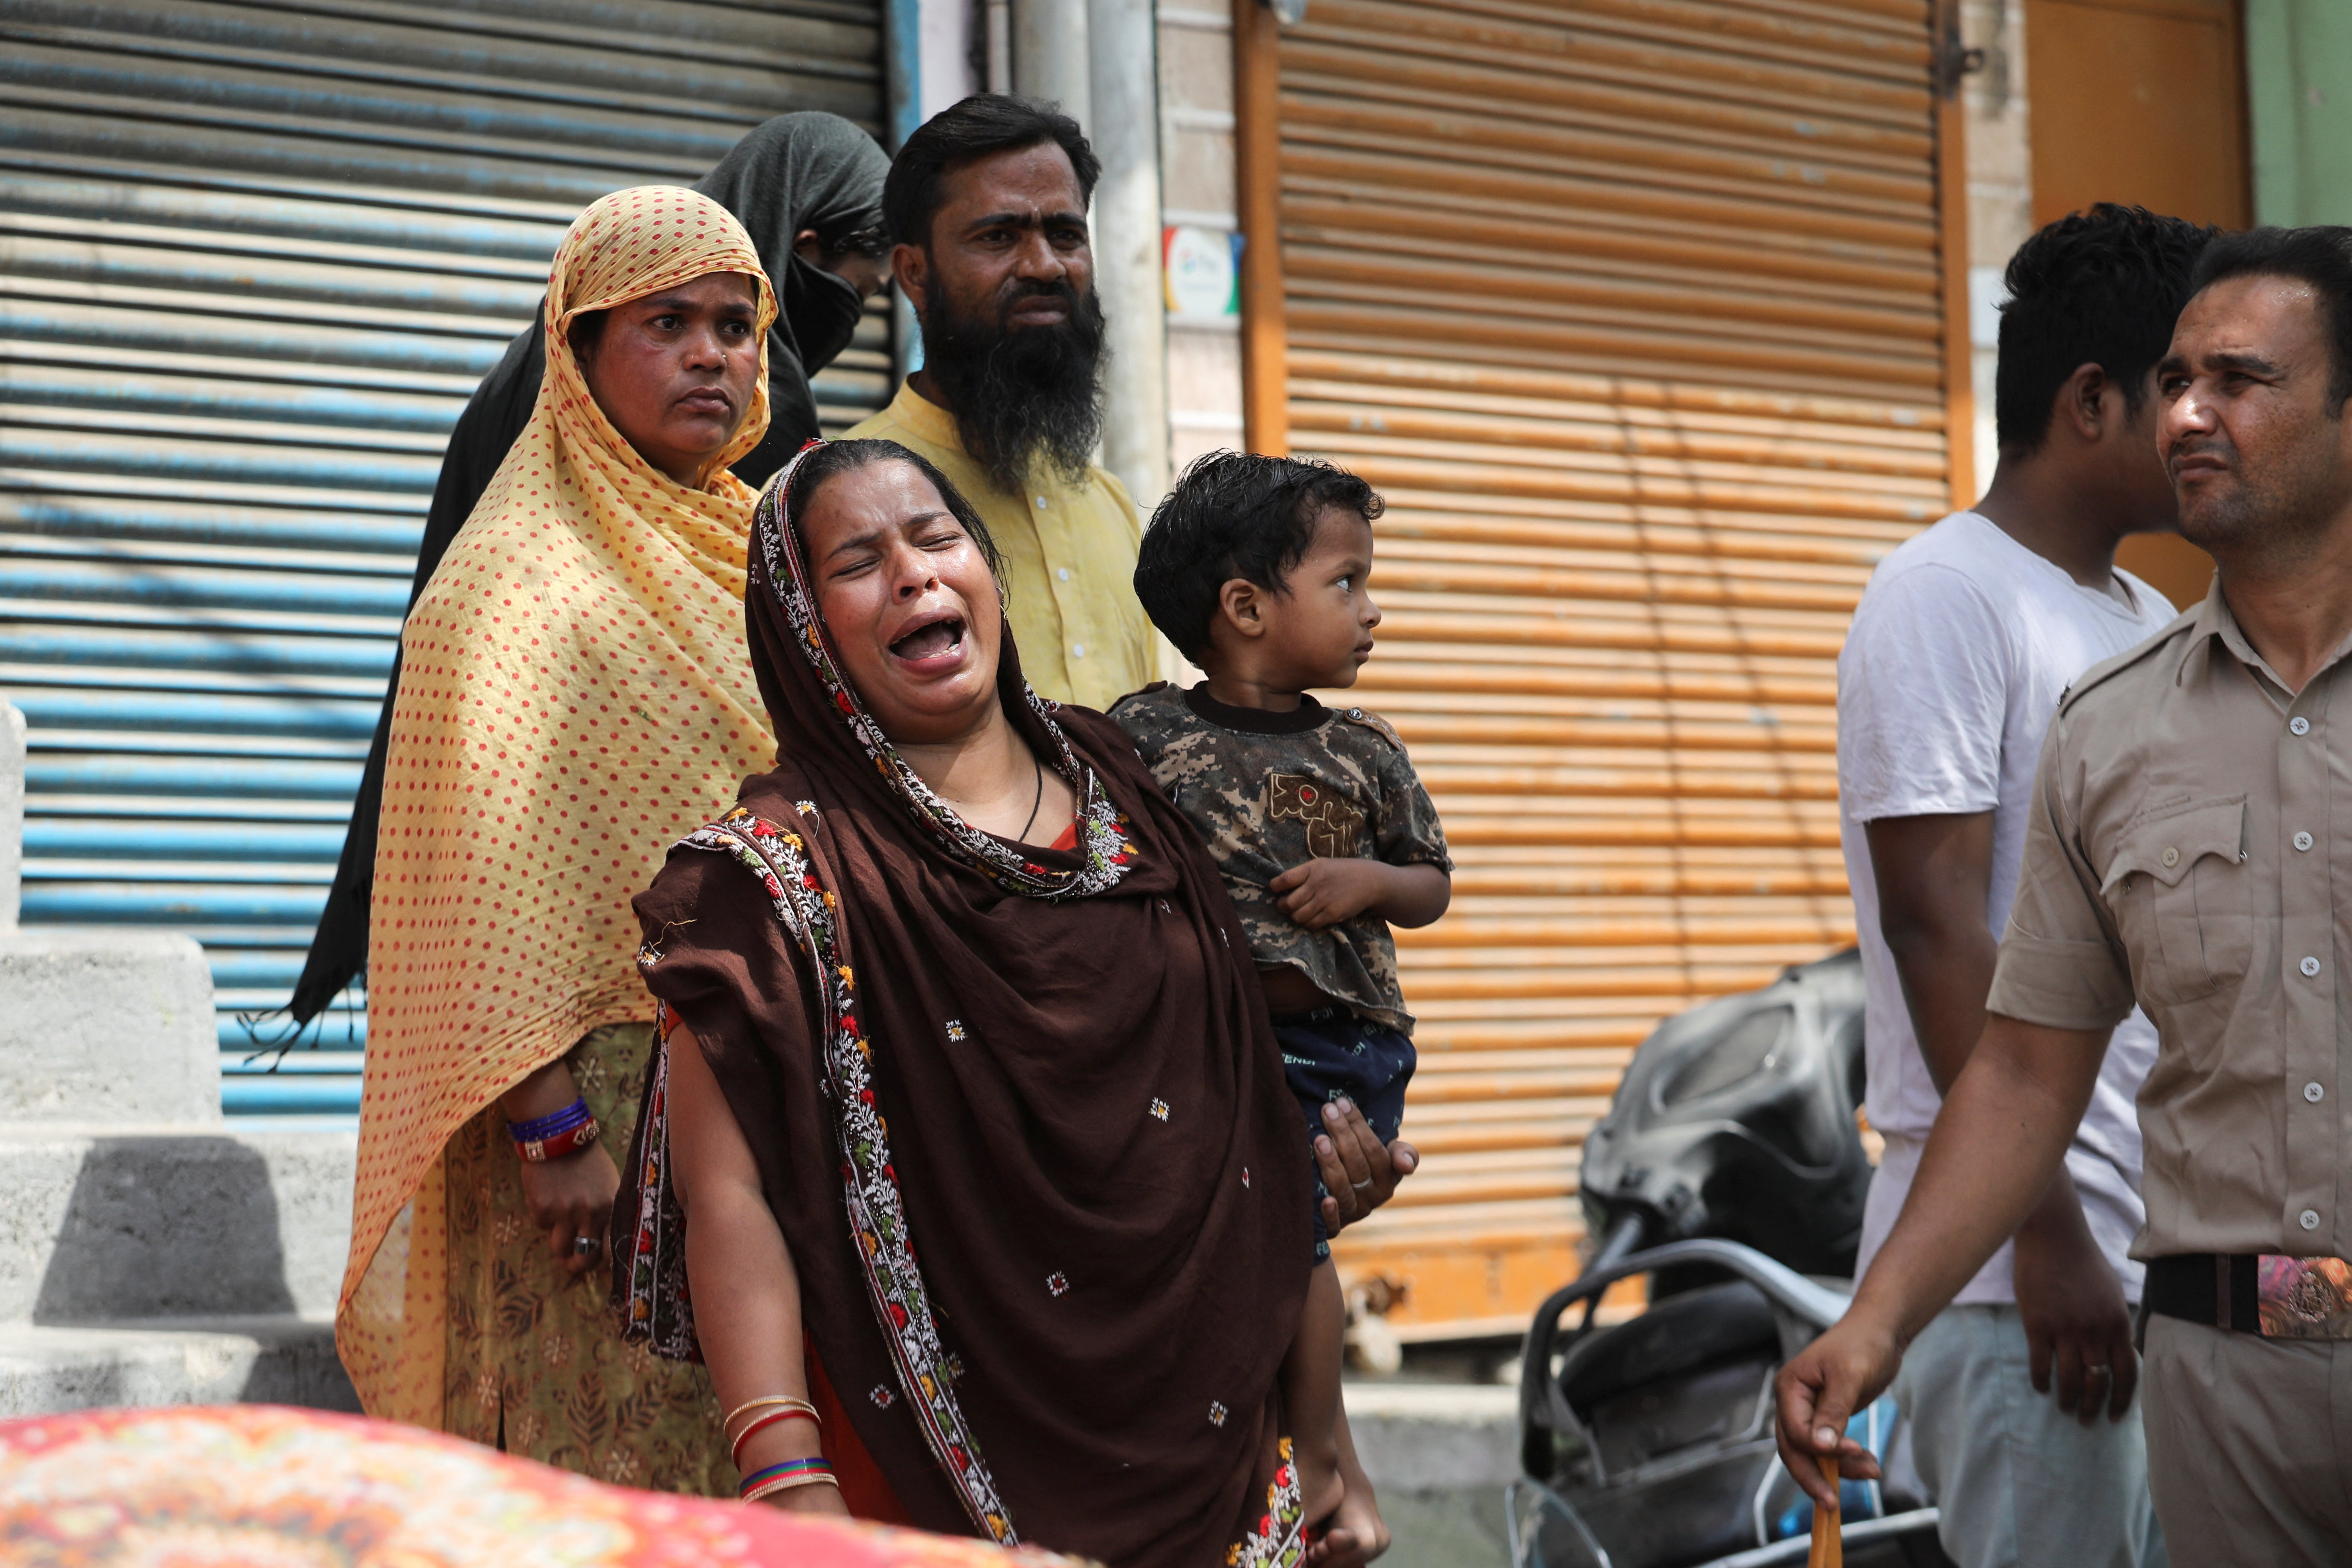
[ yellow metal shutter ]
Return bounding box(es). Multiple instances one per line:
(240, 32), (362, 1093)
(0, 0), (889, 1116)
(1250, 0), (1959, 1336)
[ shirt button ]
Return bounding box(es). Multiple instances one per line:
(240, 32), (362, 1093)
(2306, 1082), (2326, 1103)
(1072, 644), (1085, 659)
(1035, 496), (1049, 509)
(2301, 1209), (2322, 1231)
(2291, 715), (2312, 735)
(1058, 567), (1071, 582)
(2302, 955), (2323, 977)
(2296, 830), (2316, 852)
(2160, 847), (2180, 867)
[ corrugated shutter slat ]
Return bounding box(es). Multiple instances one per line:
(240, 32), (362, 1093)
(1280, 0), (1947, 1336)
(3, 0), (888, 1118)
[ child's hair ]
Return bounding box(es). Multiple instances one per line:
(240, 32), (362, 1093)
(1132, 450), (1384, 659)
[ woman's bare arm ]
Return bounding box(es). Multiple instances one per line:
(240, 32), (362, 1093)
(666, 1018), (848, 1514)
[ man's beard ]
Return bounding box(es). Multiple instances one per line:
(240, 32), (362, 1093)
(919, 270), (1107, 495)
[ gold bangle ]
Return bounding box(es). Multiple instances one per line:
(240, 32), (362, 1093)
(723, 1395), (820, 1435)
(744, 1471), (841, 1504)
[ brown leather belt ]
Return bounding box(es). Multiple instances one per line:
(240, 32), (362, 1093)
(2145, 1252), (2352, 1339)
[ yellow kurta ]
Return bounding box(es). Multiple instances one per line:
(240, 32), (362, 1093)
(845, 382), (1156, 711)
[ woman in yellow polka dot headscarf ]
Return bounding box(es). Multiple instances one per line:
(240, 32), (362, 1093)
(340, 185), (778, 1492)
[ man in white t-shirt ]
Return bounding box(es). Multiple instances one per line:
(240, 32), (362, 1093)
(1838, 205), (2213, 1568)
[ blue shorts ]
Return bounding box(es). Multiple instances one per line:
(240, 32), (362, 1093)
(1273, 1007), (1415, 1261)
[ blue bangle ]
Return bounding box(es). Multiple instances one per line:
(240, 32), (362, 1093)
(508, 1099), (591, 1143)
(509, 1100), (589, 1140)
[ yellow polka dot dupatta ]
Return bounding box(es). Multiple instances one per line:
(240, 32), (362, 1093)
(338, 187), (780, 1426)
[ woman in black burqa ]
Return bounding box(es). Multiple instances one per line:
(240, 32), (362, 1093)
(288, 112), (890, 1024)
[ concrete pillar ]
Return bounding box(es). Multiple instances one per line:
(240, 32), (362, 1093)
(1090, 0), (1172, 509)
(1013, 0), (1091, 126)
(985, 0), (1013, 93)
(914, 0), (980, 119)
(1961, 0), (2033, 501)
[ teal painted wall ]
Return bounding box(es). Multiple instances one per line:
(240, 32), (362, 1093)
(2246, 0), (2352, 225)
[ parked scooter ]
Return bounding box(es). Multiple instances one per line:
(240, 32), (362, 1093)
(1507, 950), (1952, 1568)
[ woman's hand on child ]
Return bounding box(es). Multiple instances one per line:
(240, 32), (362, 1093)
(1271, 859), (1388, 928)
(1314, 1098), (1418, 1232)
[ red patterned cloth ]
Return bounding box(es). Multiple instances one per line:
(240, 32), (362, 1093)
(0, 1404), (1081, 1567)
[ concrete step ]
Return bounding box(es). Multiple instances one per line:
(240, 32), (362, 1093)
(0, 928), (219, 1124)
(1344, 1381), (1519, 1568)
(1348, 1381), (1519, 1491)
(0, 1316), (357, 1417)
(0, 1124), (355, 1323)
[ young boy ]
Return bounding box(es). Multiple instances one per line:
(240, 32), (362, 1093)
(1113, 451), (1451, 1532)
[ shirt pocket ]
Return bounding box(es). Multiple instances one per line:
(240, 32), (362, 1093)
(2100, 797), (2253, 1007)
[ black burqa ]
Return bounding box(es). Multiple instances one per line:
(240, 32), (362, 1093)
(287, 112), (889, 1025)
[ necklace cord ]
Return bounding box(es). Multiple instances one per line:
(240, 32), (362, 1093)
(1017, 759), (1045, 842)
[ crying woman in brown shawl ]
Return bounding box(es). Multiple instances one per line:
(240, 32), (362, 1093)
(615, 439), (1322, 1567)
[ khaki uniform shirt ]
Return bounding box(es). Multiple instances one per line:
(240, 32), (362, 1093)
(844, 382), (1156, 711)
(1987, 580), (2351, 1260)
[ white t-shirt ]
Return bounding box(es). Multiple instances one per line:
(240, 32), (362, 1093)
(1838, 511), (2176, 1304)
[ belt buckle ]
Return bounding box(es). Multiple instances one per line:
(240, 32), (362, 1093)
(2256, 1255), (2352, 1339)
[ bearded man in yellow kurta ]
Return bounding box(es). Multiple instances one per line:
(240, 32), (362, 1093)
(846, 97), (1158, 711)
(340, 186), (777, 1493)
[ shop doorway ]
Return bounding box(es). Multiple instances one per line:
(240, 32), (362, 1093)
(2025, 0), (2248, 611)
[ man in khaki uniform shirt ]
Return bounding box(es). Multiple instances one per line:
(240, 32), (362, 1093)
(1775, 228), (2352, 1562)
(847, 97), (1155, 712)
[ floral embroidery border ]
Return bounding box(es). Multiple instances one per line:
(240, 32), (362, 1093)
(665, 808), (1016, 1545)
(618, 1010), (698, 1362)
(1224, 1436), (1308, 1568)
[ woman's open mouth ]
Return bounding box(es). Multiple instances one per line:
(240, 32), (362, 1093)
(889, 612), (967, 669)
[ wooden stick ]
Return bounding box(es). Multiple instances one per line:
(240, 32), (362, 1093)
(1807, 1452), (1842, 1568)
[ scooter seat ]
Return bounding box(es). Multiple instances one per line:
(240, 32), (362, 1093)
(1558, 1280), (1779, 1417)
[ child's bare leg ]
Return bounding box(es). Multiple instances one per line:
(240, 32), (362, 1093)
(1282, 1258), (1348, 1527)
(1310, 1403), (1390, 1566)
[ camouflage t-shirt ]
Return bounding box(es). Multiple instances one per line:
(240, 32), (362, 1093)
(1109, 682), (1451, 1034)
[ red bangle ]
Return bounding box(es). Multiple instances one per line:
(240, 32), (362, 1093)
(515, 1117), (601, 1163)
(730, 1406), (819, 1469)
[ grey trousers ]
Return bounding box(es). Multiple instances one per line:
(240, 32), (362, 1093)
(1891, 1304), (2164, 1568)
(2142, 1315), (2352, 1566)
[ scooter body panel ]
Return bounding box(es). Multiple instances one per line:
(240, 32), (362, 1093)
(1507, 952), (1953, 1568)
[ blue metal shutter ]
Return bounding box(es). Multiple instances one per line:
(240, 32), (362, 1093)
(1, 0), (891, 1119)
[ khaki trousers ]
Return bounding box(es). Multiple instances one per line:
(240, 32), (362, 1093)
(2141, 1315), (2352, 1565)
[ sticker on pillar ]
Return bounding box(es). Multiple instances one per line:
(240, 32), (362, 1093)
(1164, 226), (1240, 324)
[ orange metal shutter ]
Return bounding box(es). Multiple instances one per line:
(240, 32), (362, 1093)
(1252, 0), (1960, 1337)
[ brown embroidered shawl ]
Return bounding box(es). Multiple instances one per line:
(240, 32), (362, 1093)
(617, 444), (1312, 1568)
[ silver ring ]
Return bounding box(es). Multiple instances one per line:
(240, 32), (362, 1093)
(1350, 1178), (1374, 1192)
(573, 1235), (600, 1256)
(2087, 1364), (2112, 1379)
